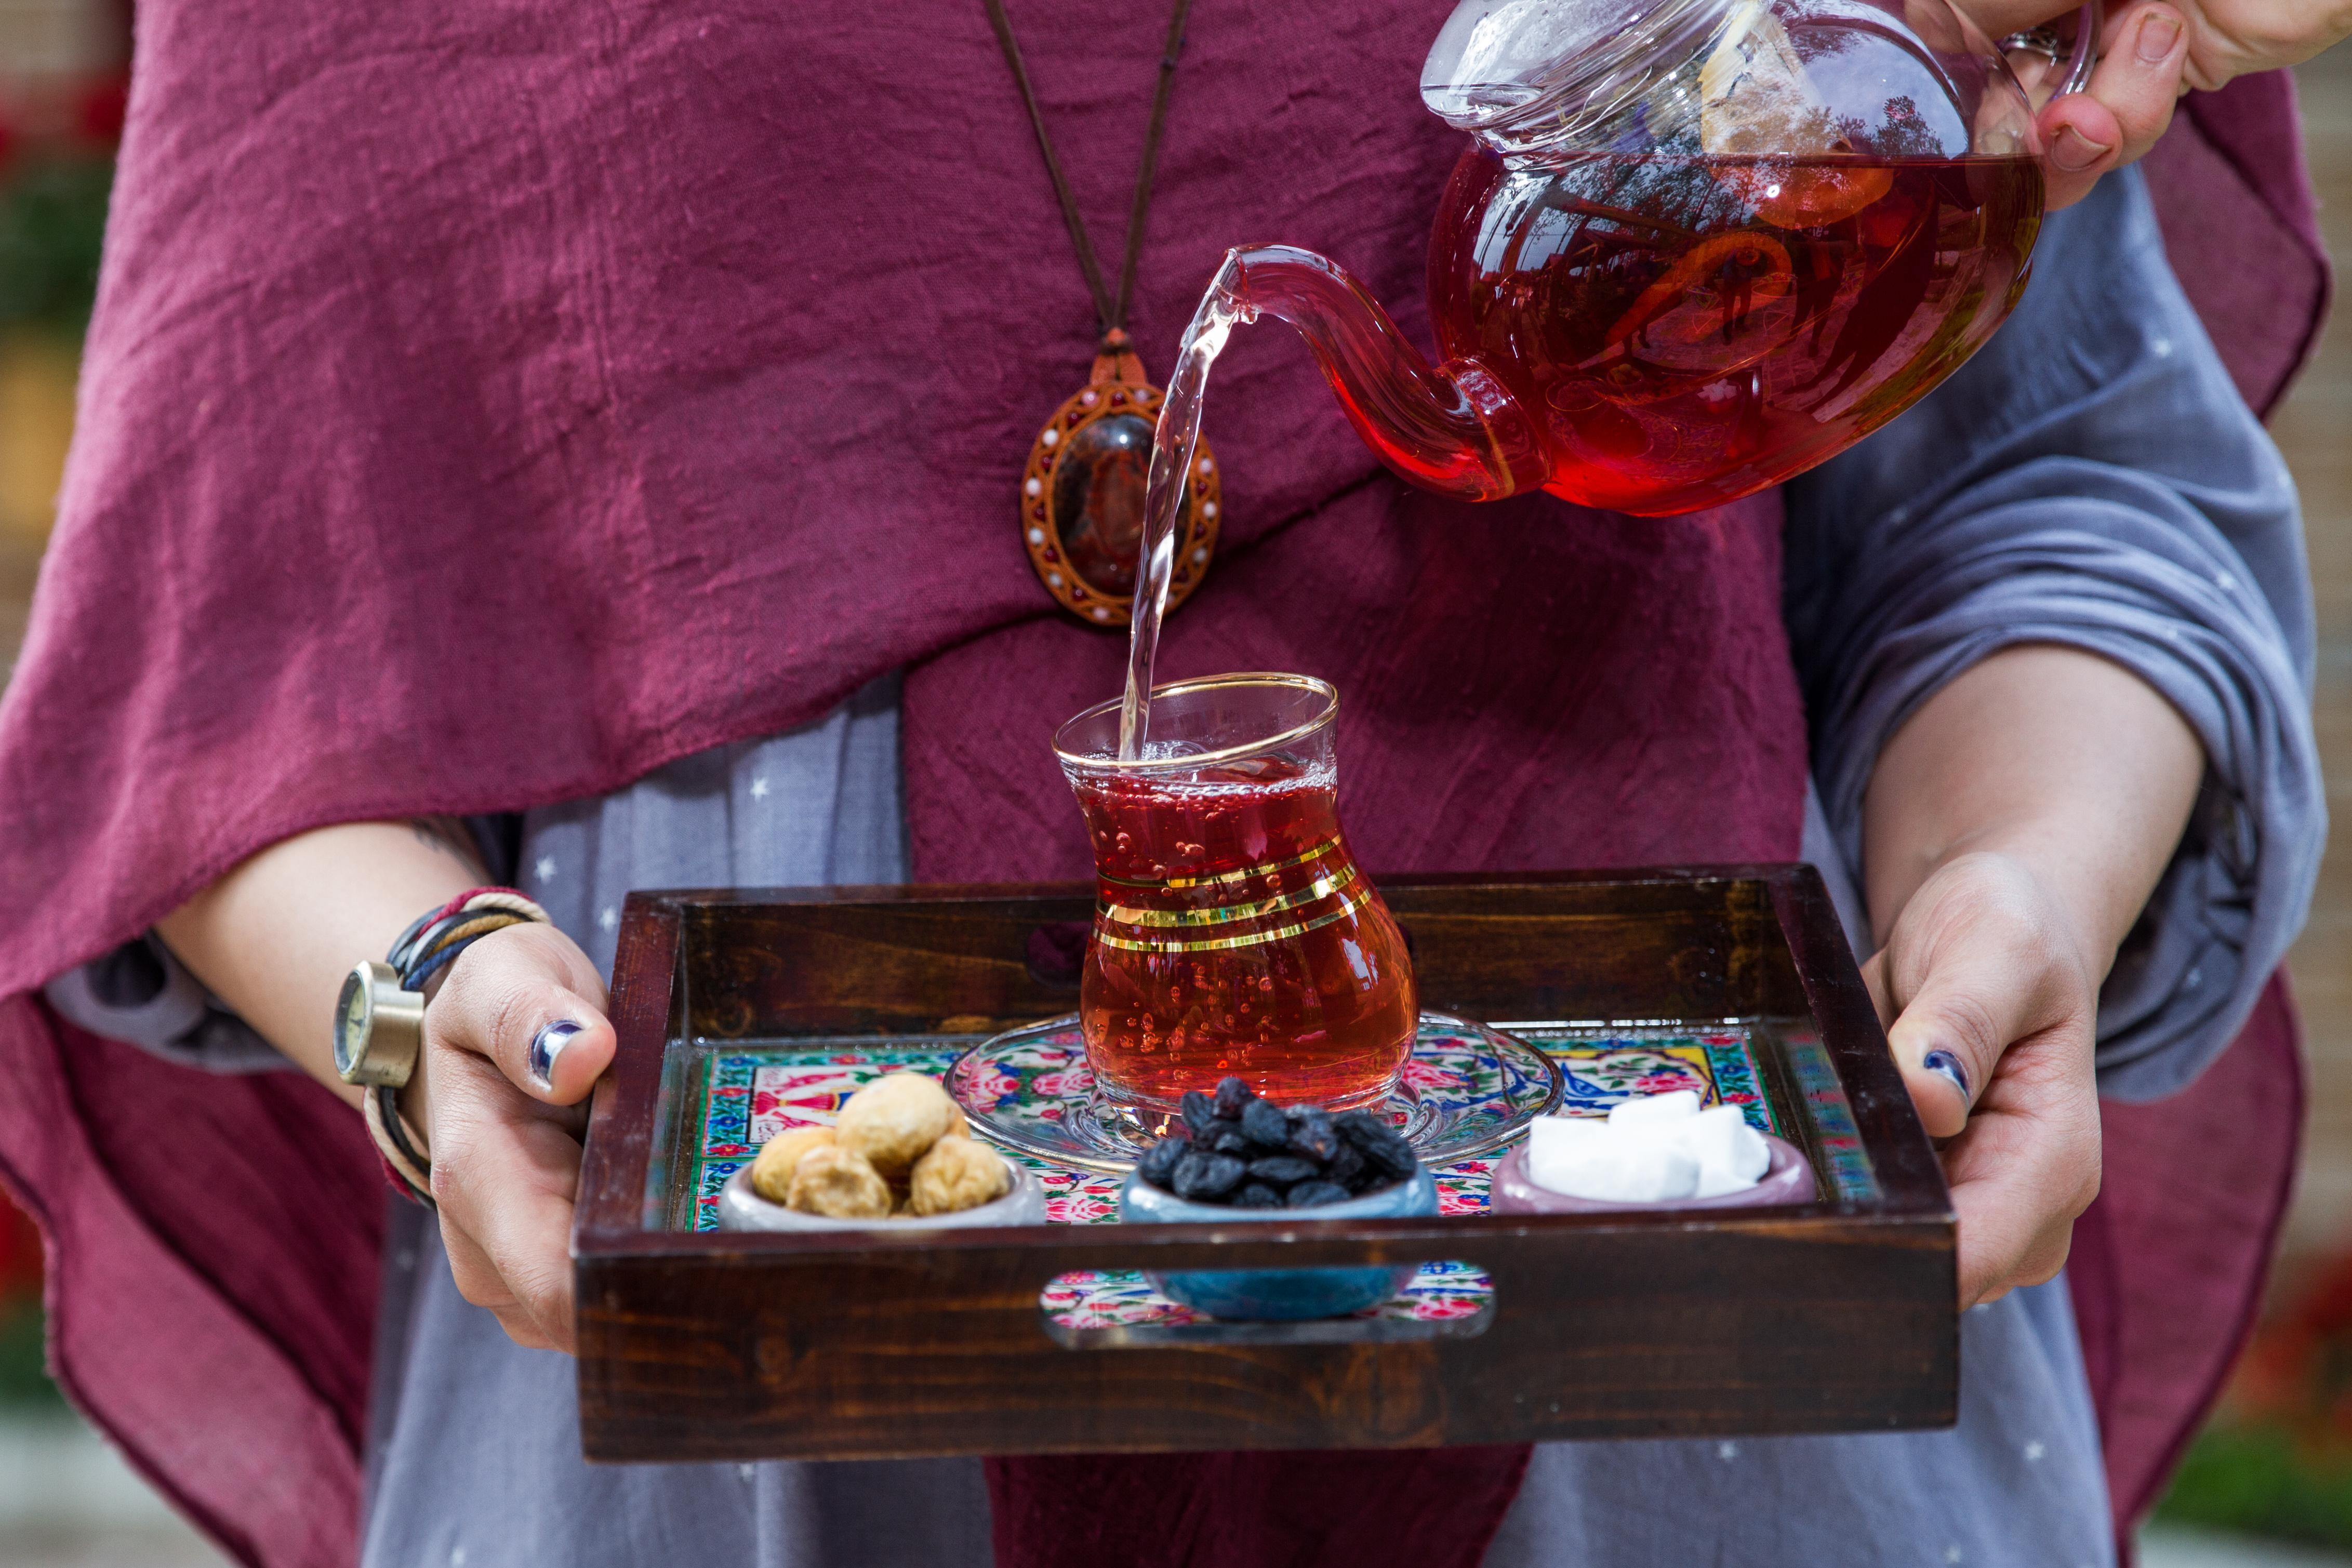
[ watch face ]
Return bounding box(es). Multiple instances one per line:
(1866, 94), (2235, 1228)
(335, 966), (370, 1078)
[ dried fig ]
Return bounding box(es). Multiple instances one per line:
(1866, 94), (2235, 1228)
(787, 1144), (893, 1219)
(835, 1072), (958, 1177)
(906, 1135), (1012, 1216)
(750, 1125), (835, 1205)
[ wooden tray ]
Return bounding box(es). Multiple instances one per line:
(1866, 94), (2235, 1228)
(575, 866), (1955, 1464)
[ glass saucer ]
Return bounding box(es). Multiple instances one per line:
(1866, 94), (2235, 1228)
(947, 1012), (1564, 1175)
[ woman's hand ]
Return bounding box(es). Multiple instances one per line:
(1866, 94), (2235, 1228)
(155, 819), (617, 1353)
(2021, 0), (2197, 210)
(1862, 852), (2104, 1305)
(1998, 0), (2349, 210)
(1862, 645), (2204, 1306)
(403, 921), (617, 1354)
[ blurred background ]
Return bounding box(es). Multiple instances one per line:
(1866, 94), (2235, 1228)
(0, 5), (2346, 1565)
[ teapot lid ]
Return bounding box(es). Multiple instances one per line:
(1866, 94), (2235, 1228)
(1420, 0), (2035, 160)
(1420, 0), (1733, 145)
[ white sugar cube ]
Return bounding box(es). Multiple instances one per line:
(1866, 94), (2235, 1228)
(1682, 1105), (1771, 1197)
(1531, 1138), (1700, 1204)
(1526, 1115), (1610, 1158)
(1607, 1089), (1702, 1128)
(1523, 1095), (1771, 1205)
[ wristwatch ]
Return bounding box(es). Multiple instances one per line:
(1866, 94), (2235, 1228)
(333, 959), (427, 1087)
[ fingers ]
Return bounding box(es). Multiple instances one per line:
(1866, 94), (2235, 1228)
(418, 919), (607, 1354)
(1940, 1027), (2103, 1304)
(442, 1216), (561, 1352)
(1947, 1128), (2094, 1305)
(2038, 1), (2188, 209)
(427, 920), (616, 1107)
(430, 1045), (584, 1354)
(1869, 851), (2104, 1303)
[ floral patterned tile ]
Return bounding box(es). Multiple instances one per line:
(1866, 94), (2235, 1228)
(680, 1025), (1807, 1326)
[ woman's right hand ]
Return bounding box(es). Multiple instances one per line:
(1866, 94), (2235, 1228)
(404, 920), (617, 1354)
(1997, 0), (2348, 210)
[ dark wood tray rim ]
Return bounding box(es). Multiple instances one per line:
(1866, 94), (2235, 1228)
(576, 865), (1952, 1265)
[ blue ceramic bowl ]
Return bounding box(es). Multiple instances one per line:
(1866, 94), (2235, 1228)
(1117, 1166), (1440, 1321)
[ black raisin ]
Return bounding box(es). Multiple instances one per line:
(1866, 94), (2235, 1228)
(1235, 1182), (1284, 1208)
(1323, 1139), (1367, 1189)
(1359, 1128), (1419, 1181)
(1208, 1124), (1253, 1156)
(1333, 1109), (1393, 1147)
(1171, 1149), (1247, 1201)
(1137, 1137), (1186, 1190)
(1179, 1090), (1218, 1138)
(1240, 1097), (1291, 1151)
(1285, 1179), (1351, 1208)
(1246, 1155), (1319, 1187)
(1287, 1109), (1341, 1163)
(1214, 1076), (1253, 1118)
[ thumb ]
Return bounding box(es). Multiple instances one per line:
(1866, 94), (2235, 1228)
(427, 920), (616, 1106)
(1881, 937), (2043, 1139)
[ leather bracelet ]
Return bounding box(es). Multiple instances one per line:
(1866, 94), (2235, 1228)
(389, 886), (552, 991)
(365, 1084), (435, 1208)
(345, 885), (550, 1205)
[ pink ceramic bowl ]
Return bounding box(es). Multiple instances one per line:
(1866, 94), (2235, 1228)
(1488, 1133), (1817, 1214)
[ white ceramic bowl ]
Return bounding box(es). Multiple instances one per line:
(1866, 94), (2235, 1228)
(716, 1158), (1046, 1232)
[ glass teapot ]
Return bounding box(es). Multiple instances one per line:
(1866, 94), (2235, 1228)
(1207, 0), (2091, 515)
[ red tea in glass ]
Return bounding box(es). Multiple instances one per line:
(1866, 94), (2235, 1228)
(1055, 674), (1416, 1111)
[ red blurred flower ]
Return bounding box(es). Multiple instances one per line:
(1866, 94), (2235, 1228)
(0, 1194), (42, 1305)
(76, 74), (129, 145)
(2227, 1247), (2352, 1454)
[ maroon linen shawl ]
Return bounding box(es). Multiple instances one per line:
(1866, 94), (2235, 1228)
(0, 0), (2324, 1558)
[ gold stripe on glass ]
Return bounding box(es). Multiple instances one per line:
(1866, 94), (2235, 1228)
(1092, 886), (1375, 953)
(1099, 862), (1363, 929)
(1094, 836), (1344, 892)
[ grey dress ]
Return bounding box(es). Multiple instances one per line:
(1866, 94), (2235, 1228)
(55, 167), (2319, 1568)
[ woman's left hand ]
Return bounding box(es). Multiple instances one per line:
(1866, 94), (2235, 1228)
(1863, 849), (2105, 1307)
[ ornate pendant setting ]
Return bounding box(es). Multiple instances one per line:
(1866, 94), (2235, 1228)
(1021, 333), (1220, 628)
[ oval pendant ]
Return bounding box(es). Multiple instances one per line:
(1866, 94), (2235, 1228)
(1020, 354), (1220, 629)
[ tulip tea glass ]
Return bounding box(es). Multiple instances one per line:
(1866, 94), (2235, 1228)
(1054, 674), (1417, 1112)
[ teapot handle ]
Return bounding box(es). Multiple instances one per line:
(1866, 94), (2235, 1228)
(2056, 1), (2101, 97)
(2005, 3), (2102, 101)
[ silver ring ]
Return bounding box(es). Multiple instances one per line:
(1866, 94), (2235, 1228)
(2000, 24), (2067, 63)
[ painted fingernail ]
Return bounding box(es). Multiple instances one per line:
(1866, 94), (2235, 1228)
(529, 1020), (584, 1088)
(2051, 125), (2114, 172)
(1922, 1048), (1971, 1099)
(2136, 12), (2182, 62)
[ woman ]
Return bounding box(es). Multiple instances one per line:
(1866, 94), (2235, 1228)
(0, 2), (2327, 1564)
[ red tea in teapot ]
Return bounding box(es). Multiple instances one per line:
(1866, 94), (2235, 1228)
(1424, 149), (2043, 515)
(1070, 753), (1416, 1110)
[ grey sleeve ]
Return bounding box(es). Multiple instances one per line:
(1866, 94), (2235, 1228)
(44, 934), (293, 1073)
(43, 814), (520, 1074)
(1784, 165), (2323, 1102)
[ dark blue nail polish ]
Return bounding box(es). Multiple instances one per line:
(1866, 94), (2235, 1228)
(529, 1019), (584, 1088)
(1923, 1048), (1970, 1099)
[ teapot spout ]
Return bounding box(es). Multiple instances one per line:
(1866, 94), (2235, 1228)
(1219, 245), (1548, 502)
